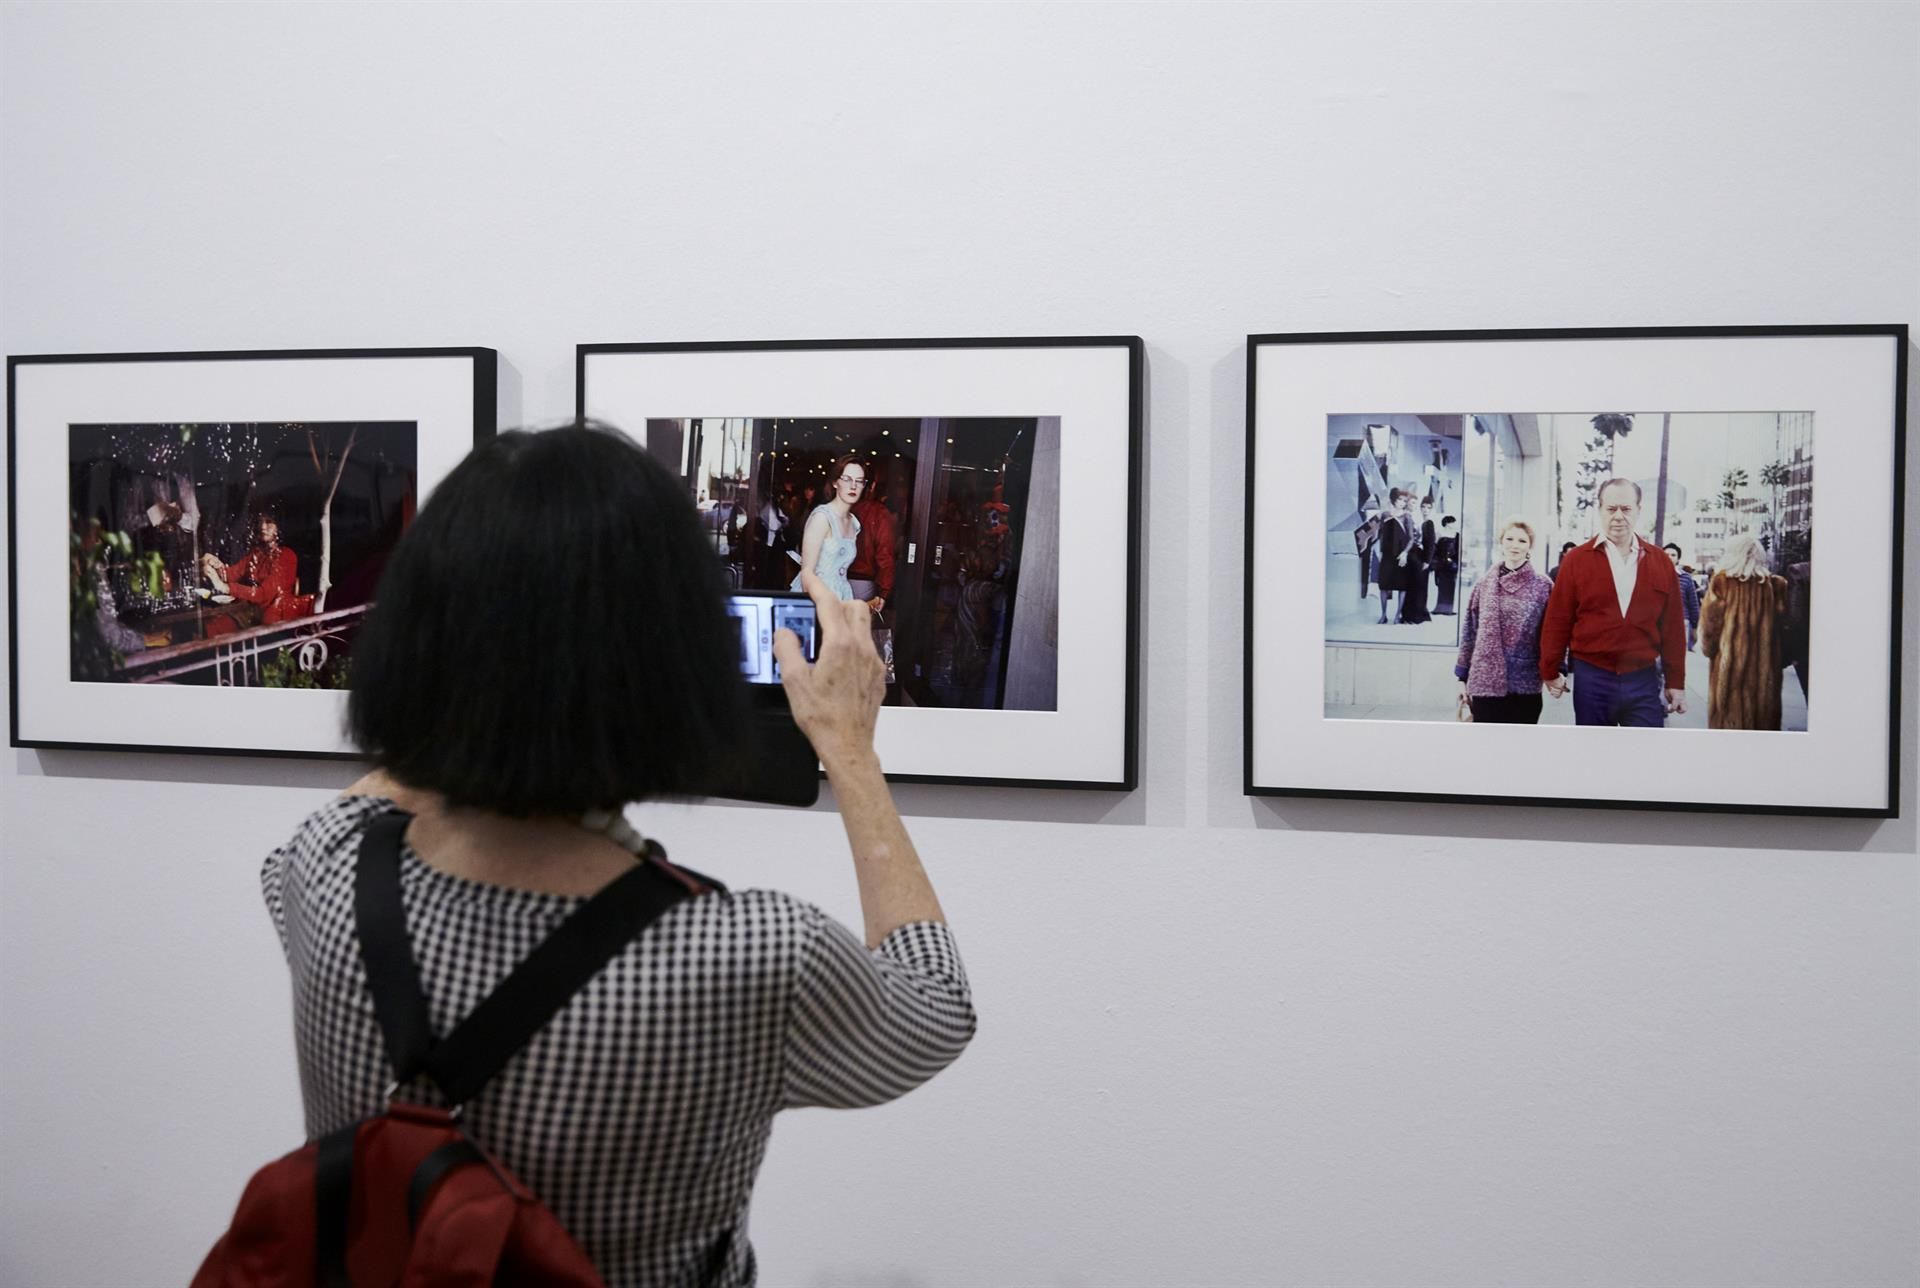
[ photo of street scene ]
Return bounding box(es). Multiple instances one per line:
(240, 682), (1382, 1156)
(645, 416), (1059, 711)
(69, 421), (417, 688)
(1324, 411), (1812, 730)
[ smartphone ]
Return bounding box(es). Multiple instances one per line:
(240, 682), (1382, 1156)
(711, 591), (821, 807)
(726, 591), (819, 684)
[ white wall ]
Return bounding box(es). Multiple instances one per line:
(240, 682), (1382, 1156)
(3, 3), (1916, 1284)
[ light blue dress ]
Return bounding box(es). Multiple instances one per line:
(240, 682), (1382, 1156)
(791, 505), (860, 601)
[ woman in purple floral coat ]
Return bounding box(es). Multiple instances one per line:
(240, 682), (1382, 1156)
(1454, 518), (1554, 723)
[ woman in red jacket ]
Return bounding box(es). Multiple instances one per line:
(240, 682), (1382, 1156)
(201, 511), (312, 624)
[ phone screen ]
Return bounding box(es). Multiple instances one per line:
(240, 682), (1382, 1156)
(726, 592), (818, 684)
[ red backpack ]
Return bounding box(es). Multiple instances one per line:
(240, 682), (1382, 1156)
(195, 808), (721, 1287)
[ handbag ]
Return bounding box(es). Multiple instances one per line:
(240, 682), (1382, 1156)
(870, 611), (896, 686)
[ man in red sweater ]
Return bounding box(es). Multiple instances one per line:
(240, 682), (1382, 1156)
(1538, 478), (1688, 727)
(846, 472), (895, 614)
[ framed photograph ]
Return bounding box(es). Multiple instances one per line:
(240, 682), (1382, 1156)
(578, 337), (1143, 789)
(1245, 325), (1906, 815)
(10, 347), (496, 758)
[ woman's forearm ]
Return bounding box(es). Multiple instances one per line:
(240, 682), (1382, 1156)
(821, 744), (945, 948)
(775, 566), (943, 949)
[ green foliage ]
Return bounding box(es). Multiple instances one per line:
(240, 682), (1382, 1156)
(259, 647), (318, 690)
(69, 517), (162, 682)
(259, 646), (352, 690)
(137, 552), (164, 598)
(70, 522), (120, 682)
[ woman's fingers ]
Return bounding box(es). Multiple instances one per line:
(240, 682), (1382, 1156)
(773, 627), (809, 682)
(779, 596), (883, 761)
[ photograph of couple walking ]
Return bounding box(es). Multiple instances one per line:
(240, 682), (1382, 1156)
(1323, 410), (1812, 732)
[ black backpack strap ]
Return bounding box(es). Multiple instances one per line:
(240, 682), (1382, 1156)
(407, 1138), (484, 1231)
(354, 809), (435, 1083)
(353, 806), (702, 1105)
(703, 1224), (737, 1284)
(422, 859), (694, 1105)
(313, 1120), (358, 1287)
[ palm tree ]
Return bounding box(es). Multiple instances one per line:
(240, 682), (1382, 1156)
(1718, 467), (1749, 513)
(1589, 414), (1635, 472)
(1574, 414), (1635, 522)
(1653, 412), (1672, 544)
(1760, 460), (1790, 543)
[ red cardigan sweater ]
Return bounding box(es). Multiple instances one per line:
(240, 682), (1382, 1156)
(1538, 537), (1687, 687)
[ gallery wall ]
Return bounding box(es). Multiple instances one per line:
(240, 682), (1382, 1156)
(3, 3), (1916, 1284)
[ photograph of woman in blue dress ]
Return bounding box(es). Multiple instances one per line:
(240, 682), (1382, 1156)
(643, 416), (1058, 712)
(792, 454), (878, 612)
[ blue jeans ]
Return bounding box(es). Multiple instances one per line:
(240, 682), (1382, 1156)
(1571, 658), (1666, 727)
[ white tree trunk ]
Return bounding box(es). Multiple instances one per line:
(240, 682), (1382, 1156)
(314, 427), (357, 613)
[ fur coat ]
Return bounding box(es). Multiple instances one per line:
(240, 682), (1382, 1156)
(1699, 571), (1789, 730)
(1455, 562), (1552, 697)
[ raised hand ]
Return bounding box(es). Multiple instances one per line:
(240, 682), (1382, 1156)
(773, 568), (884, 766)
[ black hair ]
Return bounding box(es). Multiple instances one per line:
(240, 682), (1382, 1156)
(1441, 516), (1457, 528)
(1389, 487), (1408, 503)
(348, 422), (747, 815)
(1662, 542), (1683, 558)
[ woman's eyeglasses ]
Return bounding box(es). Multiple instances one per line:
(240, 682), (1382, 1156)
(837, 476), (867, 488)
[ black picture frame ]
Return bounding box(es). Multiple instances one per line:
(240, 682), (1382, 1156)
(1244, 324), (1907, 817)
(577, 335), (1143, 791)
(9, 345), (497, 759)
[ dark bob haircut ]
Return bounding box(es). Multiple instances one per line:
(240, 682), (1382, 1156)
(348, 422), (747, 815)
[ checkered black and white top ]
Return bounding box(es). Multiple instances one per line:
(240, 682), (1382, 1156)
(261, 795), (975, 1286)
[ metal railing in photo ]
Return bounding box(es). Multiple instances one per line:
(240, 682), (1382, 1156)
(116, 605), (370, 686)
